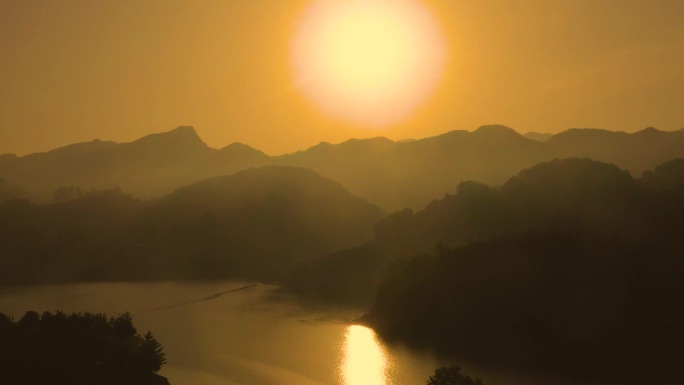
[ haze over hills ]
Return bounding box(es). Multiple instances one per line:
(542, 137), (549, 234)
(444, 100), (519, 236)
(544, 127), (684, 176)
(278, 125), (547, 211)
(3, 1), (683, 384)
(3, 125), (684, 211)
(0, 166), (383, 286)
(289, 158), (681, 305)
(3, 151), (684, 384)
(286, 157), (684, 383)
(523, 132), (553, 142)
(0, 126), (270, 202)
(0, 177), (28, 202)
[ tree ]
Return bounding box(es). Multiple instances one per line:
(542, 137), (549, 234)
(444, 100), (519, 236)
(0, 311), (168, 384)
(52, 185), (83, 202)
(427, 366), (484, 385)
(138, 331), (166, 372)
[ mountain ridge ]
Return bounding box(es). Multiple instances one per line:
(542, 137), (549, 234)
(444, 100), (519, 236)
(4, 125), (684, 210)
(5, 124), (684, 160)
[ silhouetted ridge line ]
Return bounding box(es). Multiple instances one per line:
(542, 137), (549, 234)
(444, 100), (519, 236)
(0, 153), (18, 160)
(132, 125), (206, 148)
(23, 138), (118, 159)
(5, 124), (684, 210)
(473, 124), (522, 137)
(635, 126), (661, 135)
(0, 126), (273, 201)
(219, 142), (268, 156)
(523, 131), (553, 142)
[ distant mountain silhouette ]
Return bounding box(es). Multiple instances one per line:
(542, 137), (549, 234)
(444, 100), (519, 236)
(4, 125), (684, 210)
(545, 127), (684, 175)
(278, 125), (546, 210)
(0, 166), (383, 285)
(219, 142), (269, 165)
(523, 131), (553, 142)
(281, 126), (684, 210)
(0, 126), (269, 202)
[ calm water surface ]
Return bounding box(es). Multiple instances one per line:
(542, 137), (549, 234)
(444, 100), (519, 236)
(0, 281), (443, 385)
(0, 281), (590, 385)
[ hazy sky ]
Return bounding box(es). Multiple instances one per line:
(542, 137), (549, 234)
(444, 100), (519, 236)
(2, 0), (683, 156)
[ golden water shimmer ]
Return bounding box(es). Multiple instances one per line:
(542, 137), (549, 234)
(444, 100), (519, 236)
(340, 325), (392, 385)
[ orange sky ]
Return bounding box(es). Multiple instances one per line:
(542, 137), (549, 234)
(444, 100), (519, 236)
(1, 0), (683, 156)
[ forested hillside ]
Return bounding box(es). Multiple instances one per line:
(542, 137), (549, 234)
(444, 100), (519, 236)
(357, 158), (684, 384)
(0, 166), (383, 286)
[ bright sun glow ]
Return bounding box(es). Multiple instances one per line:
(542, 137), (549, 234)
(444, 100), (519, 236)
(291, 0), (446, 127)
(340, 325), (391, 385)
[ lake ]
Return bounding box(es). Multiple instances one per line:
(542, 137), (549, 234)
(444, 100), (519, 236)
(0, 281), (589, 385)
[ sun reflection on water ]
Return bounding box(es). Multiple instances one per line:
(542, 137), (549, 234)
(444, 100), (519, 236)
(339, 325), (392, 385)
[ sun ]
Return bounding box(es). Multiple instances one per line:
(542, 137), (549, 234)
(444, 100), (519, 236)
(291, 0), (446, 128)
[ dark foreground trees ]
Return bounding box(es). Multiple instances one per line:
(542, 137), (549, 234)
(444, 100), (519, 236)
(0, 311), (168, 385)
(360, 159), (684, 385)
(427, 366), (484, 385)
